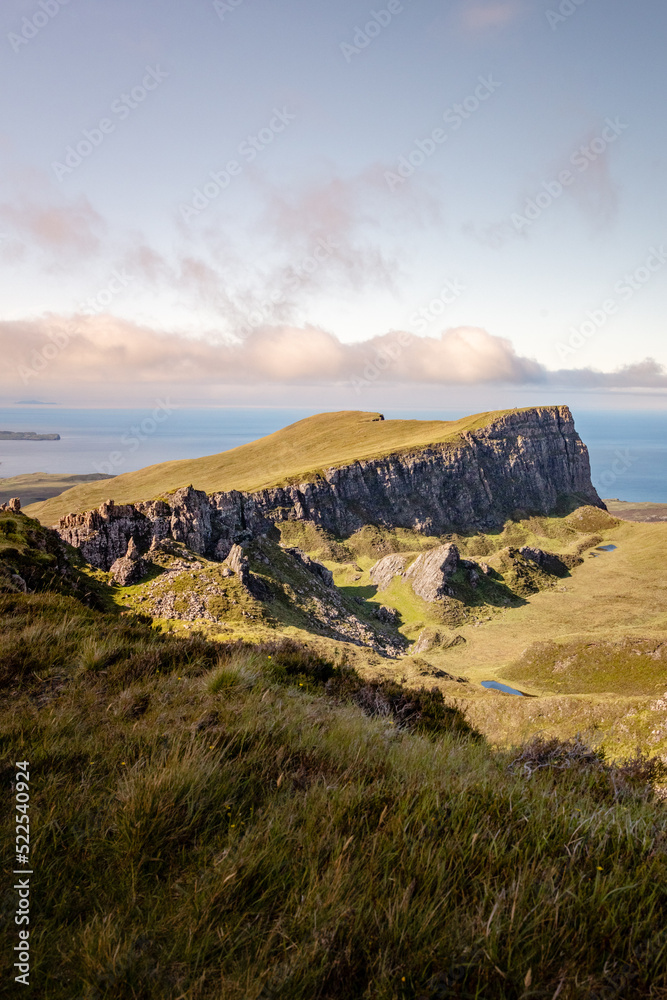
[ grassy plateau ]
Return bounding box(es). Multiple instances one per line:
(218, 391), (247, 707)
(24, 408), (530, 524)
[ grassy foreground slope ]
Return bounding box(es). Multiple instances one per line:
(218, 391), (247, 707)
(2, 581), (667, 998)
(25, 408), (526, 524)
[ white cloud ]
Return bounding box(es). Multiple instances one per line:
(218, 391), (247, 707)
(4, 314), (666, 401)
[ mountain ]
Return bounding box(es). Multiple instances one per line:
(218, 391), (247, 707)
(26, 406), (602, 542)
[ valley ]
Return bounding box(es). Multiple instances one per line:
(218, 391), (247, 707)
(11, 405), (667, 757)
(3, 404), (667, 997)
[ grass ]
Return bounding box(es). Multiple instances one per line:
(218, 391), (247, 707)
(64, 498), (667, 758)
(24, 407), (537, 524)
(273, 508), (667, 756)
(2, 586), (667, 998)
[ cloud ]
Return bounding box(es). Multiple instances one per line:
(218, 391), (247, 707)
(117, 166), (444, 335)
(4, 314), (666, 399)
(463, 120), (624, 250)
(460, 1), (525, 31)
(0, 192), (105, 256)
(554, 357), (667, 389)
(360, 326), (543, 383)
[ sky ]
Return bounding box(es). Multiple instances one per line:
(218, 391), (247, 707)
(0, 0), (666, 409)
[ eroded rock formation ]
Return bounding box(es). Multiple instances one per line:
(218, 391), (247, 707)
(285, 547), (334, 588)
(110, 537), (148, 587)
(403, 544), (460, 602)
(55, 407), (604, 571)
(369, 554), (409, 591)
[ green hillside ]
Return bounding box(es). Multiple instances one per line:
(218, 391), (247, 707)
(25, 408), (528, 525)
(2, 527), (667, 996)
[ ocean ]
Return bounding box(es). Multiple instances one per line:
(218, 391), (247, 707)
(1, 406), (666, 503)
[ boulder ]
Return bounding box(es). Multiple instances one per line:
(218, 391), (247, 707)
(518, 546), (568, 577)
(369, 553), (408, 591)
(460, 558), (481, 587)
(403, 544), (460, 602)
(225, 544), (250, 587)
(412, 628), (466, 654)
(374, 604), (399, 624)
(10, 572), (28, 593)
(286, 547), (334, 587)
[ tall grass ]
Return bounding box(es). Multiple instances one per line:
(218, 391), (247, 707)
(1, 593), (667, 998)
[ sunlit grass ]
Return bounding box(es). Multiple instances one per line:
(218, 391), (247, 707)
(1, 590), (667, 997)
(26, 407), (531, 523)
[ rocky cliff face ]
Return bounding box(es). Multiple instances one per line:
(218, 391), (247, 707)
(56, 488), (273, 571)
(56, 406), (604, 570)
(247, 406), (602, 537)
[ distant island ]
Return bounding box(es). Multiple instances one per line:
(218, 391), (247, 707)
(14, 400), (57, 405)
(0, 431), (60, 441)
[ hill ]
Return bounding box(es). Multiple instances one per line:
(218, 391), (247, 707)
(1, 510), (667, 997)
(25, 407), (539, 524)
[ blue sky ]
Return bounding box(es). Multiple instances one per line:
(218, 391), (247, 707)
(1, 0), (665, 407)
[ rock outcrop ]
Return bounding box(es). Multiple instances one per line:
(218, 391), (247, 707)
(412, 628), (467, 655)
(0, 497), (21, 513)
(403, 544), (460, 602)
(519, 546), (570, 577)
(225, 543), (249, 583)
(56, 486), (273, 572)
(243, 406), (603, 536)
(369, 554), (409, 591)
(109, 537), (148, 587)
(55, 407), (604, 571)
(285, 547), (334, 588)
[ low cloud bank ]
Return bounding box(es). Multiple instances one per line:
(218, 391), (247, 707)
(2, 315), (666, 392)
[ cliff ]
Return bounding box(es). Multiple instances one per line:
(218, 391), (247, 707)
(246, 405), (601, 536)
(54, 406), (603, 571)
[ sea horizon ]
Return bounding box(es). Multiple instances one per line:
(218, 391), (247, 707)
(1, 405), (665, 504)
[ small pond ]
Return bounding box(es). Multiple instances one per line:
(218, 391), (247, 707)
(481, 680), (528, 697)
(590, 544), (618, 557)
